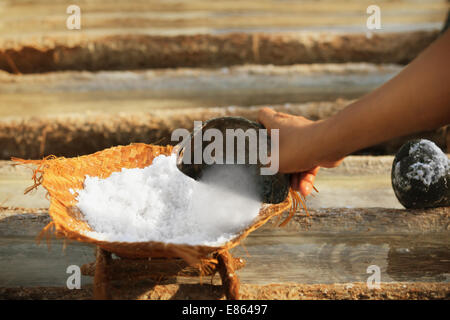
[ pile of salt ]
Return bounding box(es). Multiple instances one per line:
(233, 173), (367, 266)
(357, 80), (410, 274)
(75, 154), (261, 246)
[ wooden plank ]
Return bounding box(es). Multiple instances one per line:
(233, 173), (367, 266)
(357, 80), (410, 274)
(0, 31), (439, 73)
(0, 100), (447, 160)
(1, 206), (448, 236)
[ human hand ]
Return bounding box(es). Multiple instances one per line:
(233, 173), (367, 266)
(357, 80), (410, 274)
(258, 107), (343, 196)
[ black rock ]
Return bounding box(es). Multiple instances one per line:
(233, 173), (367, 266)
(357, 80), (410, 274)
(175, 116), (290, 204)
(391, 139), (450, 209)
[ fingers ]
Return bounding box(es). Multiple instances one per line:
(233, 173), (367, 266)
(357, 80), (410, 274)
(299, 167), (318, 197)
(290, 167), (320, 197)
(299, 177), (313, 196)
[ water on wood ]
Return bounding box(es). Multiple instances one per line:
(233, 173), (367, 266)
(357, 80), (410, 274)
(0, 230), (448, 287)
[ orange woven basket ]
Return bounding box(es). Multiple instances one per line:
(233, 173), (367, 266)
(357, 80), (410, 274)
(14, 143), (301, 264)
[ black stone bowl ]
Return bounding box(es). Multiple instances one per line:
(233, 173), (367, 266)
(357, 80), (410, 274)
(175, 116), (290, 204)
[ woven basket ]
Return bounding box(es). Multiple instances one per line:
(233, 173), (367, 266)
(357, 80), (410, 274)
(14, 143), (301, 264)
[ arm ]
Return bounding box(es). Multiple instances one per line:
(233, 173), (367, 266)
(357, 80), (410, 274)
(321, 30), (450, 164)
(259, 30), (450, 195)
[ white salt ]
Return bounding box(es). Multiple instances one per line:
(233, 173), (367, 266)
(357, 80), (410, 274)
(393, 140), (449, 191)
(74, 154), (261, 246)
(405, 140), (449, 187)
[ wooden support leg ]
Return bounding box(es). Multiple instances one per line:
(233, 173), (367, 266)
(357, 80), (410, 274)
(216, 250), (240, 300)
(93, 247), (112, 300)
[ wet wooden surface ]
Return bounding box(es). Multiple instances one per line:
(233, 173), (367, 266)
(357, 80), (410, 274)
(0, 205), (448, 288)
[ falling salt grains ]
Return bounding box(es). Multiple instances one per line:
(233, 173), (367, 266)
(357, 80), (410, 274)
(75, 154), (261, 246)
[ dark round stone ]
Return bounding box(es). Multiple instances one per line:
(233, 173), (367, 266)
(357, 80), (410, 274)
(391, 139), (449, 209)
(175, 116), (290, 204)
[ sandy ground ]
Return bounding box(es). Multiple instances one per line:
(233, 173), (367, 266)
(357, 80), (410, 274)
(0, 282), (448, 300)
